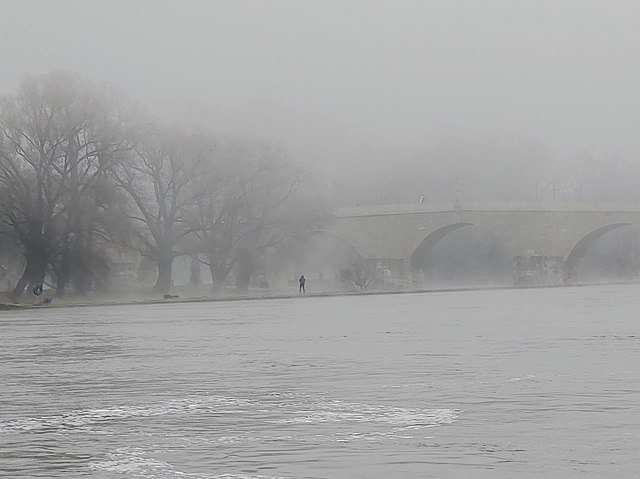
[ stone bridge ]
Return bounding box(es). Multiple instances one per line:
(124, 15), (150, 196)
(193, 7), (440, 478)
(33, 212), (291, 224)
(325, 201), (640, 285)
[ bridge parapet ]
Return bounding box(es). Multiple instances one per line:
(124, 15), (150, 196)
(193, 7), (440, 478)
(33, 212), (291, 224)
(335, 201), (640, 217)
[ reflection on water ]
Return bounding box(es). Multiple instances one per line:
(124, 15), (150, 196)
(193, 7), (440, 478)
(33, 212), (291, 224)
(2, 284), (640, 478)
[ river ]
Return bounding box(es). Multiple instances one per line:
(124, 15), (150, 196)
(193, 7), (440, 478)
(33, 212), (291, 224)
(1, 284), (639, 478)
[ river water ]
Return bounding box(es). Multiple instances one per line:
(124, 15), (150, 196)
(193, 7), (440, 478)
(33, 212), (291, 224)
(1, 284), (640, 478)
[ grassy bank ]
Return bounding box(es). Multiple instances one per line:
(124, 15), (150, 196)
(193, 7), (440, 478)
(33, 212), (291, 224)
(3, 279), (639, 311)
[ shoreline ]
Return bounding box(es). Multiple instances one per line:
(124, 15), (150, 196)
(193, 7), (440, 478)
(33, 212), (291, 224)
(2, 280), (638, 311)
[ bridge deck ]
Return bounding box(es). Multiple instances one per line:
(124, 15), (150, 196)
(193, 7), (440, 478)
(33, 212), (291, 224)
(335, 201), (640, 217)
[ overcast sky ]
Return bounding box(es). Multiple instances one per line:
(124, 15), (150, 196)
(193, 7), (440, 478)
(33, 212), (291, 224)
(2, 0), (640, 155)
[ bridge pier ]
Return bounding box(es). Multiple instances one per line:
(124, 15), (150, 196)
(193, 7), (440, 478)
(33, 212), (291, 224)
(513, 253), (564, 286)
(365, 257), (412, 289)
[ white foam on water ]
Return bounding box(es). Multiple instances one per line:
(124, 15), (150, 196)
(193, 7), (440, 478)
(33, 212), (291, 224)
(89, 448), (171, 476)
(506, 374), (539, 382)
(335, 429), (422, 442)
(273, 398), (458, 428)
(0, 395), (250, 434)
(4, 391), (458, 477)
(89, 446), (293, 479)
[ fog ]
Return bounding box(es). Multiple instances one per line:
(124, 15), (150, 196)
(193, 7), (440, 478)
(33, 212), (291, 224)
(4, 0), (640, 206)
(3, 1), (640, 298)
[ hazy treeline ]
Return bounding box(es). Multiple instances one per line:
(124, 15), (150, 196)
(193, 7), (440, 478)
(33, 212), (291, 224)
(0, 71), (327, 299)
(305, 127), (640, 207)
(187, 99), (640, 208)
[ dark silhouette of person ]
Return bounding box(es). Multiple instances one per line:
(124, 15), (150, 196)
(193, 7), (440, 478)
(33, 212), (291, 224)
(299, 275), (306, 293)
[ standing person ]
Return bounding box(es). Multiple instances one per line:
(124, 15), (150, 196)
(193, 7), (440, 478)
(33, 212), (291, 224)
(299, 275), (306, 293)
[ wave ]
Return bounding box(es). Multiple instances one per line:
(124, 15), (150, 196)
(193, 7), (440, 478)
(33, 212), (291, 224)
(0, 395), (251, 434)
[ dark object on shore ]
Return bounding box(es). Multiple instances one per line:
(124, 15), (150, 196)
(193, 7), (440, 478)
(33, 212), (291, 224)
(33, 283), (43, 296)
(163, 294), (179, 299)
(0, 303), (22, 310)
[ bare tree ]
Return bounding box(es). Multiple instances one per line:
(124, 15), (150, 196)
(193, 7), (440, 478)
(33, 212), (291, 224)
(0, 71), (137, 299)
(186, 139), (328, 292)
(182, 136), (243, 291)
(233, 144), (328, 291)
(53, 78), (138, 296)
(340, 259), (376, 291)
(115, 126), (206, 294)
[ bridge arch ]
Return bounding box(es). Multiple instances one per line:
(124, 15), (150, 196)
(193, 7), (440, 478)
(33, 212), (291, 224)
(410, 223), (472, 273)
(563, 223), (633, 282)
(308, 230), (362, 260)
(411, 222), (513, 285)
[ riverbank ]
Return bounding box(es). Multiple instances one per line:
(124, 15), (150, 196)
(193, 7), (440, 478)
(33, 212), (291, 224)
(3, 280), (637, 311)
(0, 287), (427, 310)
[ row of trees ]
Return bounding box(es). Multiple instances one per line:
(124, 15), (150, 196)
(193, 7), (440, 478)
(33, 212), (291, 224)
(0, 71), (327, 299)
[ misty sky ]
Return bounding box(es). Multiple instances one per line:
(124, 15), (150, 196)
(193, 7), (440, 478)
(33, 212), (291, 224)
(2, 0), (640, 156)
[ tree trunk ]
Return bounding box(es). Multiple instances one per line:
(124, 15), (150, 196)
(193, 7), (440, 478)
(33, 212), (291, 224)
(10, 267), (31, 301)
(10, 254), (46, 301)
(190, 254), (201, 287)
(209, 264), (229, 294)
(235, 248), (255, 292)
(55, 234), (72, 298)
(152, 255), (173, 295)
